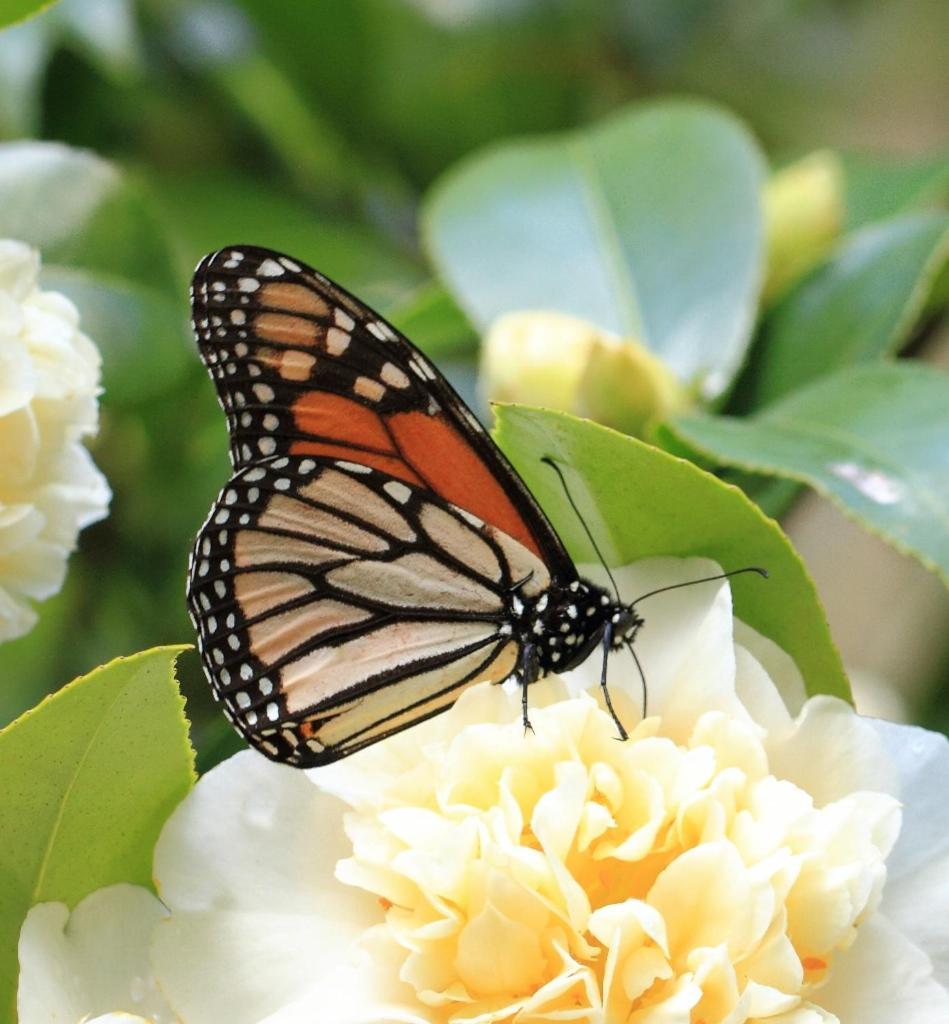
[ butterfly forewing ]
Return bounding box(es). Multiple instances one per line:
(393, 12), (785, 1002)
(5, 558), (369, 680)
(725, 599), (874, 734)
(191, 246), (573, 572)
(187, 453), (552, 765)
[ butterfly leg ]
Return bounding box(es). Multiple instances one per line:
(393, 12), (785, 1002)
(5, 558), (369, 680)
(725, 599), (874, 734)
(519, 642), (537, 735)
(600, 623), (629, 742)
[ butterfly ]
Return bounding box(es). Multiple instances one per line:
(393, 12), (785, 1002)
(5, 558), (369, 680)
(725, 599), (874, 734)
(187, 246), (749, 768)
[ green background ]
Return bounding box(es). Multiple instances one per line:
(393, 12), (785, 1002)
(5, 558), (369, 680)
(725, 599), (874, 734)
(0, 0), (946, 772)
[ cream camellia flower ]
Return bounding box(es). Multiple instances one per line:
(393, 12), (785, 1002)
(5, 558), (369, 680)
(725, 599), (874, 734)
(0, 239), (110, 641)
(17, 883), (177, 1024)
(149, 559), (949, 1024)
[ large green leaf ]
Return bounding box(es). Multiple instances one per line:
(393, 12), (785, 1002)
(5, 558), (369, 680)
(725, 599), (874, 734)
(147, 170), (425, 313)
(425, 100), (766, 400)
(0, 647), (194, 1016)
(739, 212), (949, 410)
(0, 19), (49, 136)
(234, 0), (614, 183)
(668, 364), (949, 584)
(386, 280), (477, 359)
(0, 141), (176, 290)
(40, 266), (192, 404)
(0, 0), (58, 30)
(843, 150), (949, 230)
(0, 0), (141, 135)
(494, 406), (848, 702)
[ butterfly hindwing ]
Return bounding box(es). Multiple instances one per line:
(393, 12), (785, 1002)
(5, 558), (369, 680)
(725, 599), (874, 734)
(187, 453), (552, 765)
(191, 246), (573, 574)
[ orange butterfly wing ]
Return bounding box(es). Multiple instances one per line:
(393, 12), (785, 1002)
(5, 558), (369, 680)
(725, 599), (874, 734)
(191, 246), (571, 571)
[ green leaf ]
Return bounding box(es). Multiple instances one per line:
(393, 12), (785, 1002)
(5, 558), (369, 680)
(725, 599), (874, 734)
(0, 0), (58, 30)
(843, 150), (949, 230)
(147, 170), (426, 313)
(234, 0), (616, 183)
(494, 405), (849, 702)
(425, 100), (766, 400)
(0, 19), (50, 136)
(0, 141), (176, 290)
(668, 364), (949, 584)
(387, 280), (477, 359)
(739, 212), (949, 410)
(0, 646), (194, 1016)
(56, 0), (144, 83)
(40, 266), (192, 403)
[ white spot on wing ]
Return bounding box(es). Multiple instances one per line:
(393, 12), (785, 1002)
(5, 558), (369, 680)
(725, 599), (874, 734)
(238, 278), (260, 293)
(384, 480), (412, 504)
(453, 505), (484, 529)
(257, 258), (285, 277)
(380, 362), (410, 389)
(334, 308), (355, 331)
(326, 328), (350, 356)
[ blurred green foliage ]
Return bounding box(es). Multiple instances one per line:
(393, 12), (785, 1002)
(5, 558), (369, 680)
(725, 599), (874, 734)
(0, 0), (946, 767)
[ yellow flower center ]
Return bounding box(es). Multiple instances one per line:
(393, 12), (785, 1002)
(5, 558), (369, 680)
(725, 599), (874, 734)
(334, 688), (894, 1023)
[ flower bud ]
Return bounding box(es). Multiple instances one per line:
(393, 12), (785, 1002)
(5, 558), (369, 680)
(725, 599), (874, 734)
(763, 149), (845, 304)
(481, 310), (598, 412)
(578, 332), (690, 436)
(482, 310), (689, 437)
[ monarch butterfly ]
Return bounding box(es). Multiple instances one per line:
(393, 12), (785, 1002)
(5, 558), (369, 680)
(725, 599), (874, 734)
(187, 246), (760, 767)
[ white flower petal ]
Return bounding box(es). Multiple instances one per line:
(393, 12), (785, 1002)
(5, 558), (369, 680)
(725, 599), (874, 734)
(17, 883), (172, 1024)
(817, 914), (949, 1023)
(766, 696), (899, 805)
(733, 617), (806, 720)
(0, 238), (108, 641)
(153, 751), (382, 1024)
(0, 239), (40, 300)
(873, 720), (949, 987)
(152, 910), (350, 1024)
(87, 1016), (154, 1024)
(733, 642), (795, 735)
(871, 720), (949, 878)
(154, 750), (376, 921)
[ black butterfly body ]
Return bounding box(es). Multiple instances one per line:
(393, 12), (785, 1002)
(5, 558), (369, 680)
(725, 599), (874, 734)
(187, 246), (640, 766)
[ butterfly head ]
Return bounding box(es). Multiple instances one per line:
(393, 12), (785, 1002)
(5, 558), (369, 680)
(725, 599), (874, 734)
(611, 604), (645, 648)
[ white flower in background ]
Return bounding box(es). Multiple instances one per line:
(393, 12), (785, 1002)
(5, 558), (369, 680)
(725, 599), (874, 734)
(140, 558), (949, 1024)
(17, 883), (176, 1024)
(0, 239), (110, 641)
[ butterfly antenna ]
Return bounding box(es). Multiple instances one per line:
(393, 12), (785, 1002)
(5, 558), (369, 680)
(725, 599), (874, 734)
(632, 566), (768, 606)
(541, 456), (621, 603)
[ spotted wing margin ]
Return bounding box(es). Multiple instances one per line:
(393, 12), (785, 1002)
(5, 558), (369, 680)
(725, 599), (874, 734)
(187, 454), (551, 766)
(191, 244), (574, 578)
